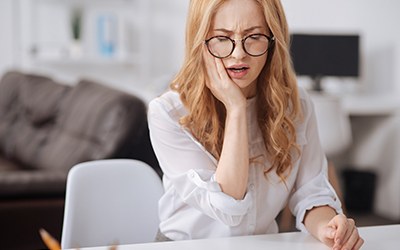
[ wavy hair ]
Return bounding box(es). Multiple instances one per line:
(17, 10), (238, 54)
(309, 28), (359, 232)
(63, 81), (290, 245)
(171, 0), (302, 180)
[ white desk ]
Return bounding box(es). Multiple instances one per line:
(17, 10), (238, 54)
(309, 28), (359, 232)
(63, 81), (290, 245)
(342, 92), (400, 116)
(78, 224), (400, 250)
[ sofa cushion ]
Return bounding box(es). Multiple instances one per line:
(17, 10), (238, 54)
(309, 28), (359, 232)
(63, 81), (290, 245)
(0, 72), (25, 155)
(0, 71), (71, 167)
(34, 79), (147, 171)
(20, 75), (70, 126)
(10, 124), (50, 169)
(0, 72), (21, 119)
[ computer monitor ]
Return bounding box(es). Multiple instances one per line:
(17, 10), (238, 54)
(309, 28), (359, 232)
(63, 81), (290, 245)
(290, 33), (360, 91)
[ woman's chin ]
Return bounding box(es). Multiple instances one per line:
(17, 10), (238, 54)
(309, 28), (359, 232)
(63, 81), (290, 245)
(234, 80), (257, 98)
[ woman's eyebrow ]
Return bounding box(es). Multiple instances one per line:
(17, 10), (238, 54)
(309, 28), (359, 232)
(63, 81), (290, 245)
(244, 26), (265, 33)
(212, 26), (265, 34)
(212, 28), (233, 34)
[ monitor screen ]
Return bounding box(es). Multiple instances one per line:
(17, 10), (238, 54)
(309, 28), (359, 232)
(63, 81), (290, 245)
(290, 33), (360, 78)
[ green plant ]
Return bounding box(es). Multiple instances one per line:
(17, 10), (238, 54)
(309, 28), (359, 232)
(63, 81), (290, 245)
(71, 7), (82, 41)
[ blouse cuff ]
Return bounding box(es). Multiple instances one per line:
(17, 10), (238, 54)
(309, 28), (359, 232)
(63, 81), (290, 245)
(187, 170), (252, 216)
(290, 172), (343, 233)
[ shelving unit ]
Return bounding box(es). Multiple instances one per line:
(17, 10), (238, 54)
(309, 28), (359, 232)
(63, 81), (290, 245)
(15, 0), (188, 103)
(17, 0), (152, 81)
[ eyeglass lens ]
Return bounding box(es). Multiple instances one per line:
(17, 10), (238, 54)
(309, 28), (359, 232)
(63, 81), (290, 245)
(206, 34), (270, 58)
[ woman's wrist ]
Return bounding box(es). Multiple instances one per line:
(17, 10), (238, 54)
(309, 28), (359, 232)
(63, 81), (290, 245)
(304, 205), (337, 240)
(225, 102), (246, 118)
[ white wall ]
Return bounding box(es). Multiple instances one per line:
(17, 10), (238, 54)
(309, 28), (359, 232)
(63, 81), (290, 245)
(282, 0), (400, 94)
(1, 1), (399, 96)
(0, 0), (18, 76)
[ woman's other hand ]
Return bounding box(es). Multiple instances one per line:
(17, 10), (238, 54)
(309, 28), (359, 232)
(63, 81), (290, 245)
(319, 214), (364, 250)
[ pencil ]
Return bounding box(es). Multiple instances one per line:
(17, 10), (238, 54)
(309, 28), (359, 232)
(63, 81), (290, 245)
(39, 228), (61, 250)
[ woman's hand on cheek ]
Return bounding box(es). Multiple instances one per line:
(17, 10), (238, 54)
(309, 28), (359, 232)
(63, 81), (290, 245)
(203, 48), (246, 111)
(319, 214), (364, 250)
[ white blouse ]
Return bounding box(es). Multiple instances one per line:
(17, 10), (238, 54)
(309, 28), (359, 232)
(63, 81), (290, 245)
(148, 87), (342, 241)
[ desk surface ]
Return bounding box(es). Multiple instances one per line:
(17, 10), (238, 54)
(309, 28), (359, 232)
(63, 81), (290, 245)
(80, 224), (400, 250)
(342, 92), (400, 115)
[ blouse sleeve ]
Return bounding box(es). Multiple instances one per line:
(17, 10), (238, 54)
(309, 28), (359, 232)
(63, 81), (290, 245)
(288, 89), (343, 233)
(148, 95), (252, 226)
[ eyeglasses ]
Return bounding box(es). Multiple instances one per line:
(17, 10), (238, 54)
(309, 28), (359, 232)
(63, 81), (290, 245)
(205, 33), (275, 59)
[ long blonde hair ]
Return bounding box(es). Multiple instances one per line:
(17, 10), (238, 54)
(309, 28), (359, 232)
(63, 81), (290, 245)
(171, 0), (302, 179)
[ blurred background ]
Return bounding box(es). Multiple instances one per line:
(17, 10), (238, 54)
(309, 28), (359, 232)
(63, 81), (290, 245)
(0, 0), (399, 249)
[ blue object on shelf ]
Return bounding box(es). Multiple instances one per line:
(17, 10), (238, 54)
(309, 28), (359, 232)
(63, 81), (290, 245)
(97, 14), (117, 57)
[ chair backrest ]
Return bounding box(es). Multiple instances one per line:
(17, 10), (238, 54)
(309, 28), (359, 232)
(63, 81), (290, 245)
(61, 159), (164, 249)
(310, 92), (352, 157)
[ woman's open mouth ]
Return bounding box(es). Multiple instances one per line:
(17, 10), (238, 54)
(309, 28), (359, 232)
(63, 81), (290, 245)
(227, 66), (250, 79)
(227, 67), (250, 79)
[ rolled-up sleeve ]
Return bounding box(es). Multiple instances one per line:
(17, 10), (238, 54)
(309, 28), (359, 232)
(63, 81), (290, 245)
(288, 90), (343, 232)
(148, 95), (252, 226)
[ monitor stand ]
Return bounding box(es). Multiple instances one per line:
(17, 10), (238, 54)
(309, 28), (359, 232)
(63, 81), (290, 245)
(312, 75), (323, 92)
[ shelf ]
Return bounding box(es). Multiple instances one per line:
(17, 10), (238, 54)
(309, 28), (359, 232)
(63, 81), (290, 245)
(30, 53), (138, 67)
(21, 0), (149, 64)
(17, 0), (186, 86)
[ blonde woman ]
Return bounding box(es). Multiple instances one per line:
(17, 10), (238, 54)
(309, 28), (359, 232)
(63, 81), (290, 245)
(148, 0), (363, 249)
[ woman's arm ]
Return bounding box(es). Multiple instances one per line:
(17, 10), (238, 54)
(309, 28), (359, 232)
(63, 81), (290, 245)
(289, 89), (363, 249)
(215, 104), (249, 200)
(203, 52), (249, 200)
(304, 206), (337, 245)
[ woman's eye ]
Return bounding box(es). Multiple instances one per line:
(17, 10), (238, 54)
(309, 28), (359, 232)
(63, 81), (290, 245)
(249, 34), (262, 40)
(217, 36), (230, 42)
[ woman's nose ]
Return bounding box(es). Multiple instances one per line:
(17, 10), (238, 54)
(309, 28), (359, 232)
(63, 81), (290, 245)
(230, 41), (247, 59)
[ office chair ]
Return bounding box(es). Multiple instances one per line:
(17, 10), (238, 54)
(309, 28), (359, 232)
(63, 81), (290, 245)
(310, 92), (352, 158)
(61, 159), (164, 249)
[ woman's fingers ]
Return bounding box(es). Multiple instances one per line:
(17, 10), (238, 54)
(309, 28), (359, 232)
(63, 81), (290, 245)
(327, 215), (363, 250)
(205, 49), (230, 86)
(203, 50), (217, 81)
(341, 218), (355, 243)
(214, 56), (229, 82)
(329, 214), (347, 247)
(341, 226), (361, 250)
(319, 227), (335, 247)
(353, 236), (365, 250)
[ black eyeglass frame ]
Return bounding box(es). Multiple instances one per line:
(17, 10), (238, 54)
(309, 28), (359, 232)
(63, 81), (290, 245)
(205, 33), (276, 59)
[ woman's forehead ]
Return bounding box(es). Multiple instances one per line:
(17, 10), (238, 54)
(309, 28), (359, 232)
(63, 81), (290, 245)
(211, 0), (267, 32)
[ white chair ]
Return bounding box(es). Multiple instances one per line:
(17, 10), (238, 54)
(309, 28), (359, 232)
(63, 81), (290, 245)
(61, 159), (164, 249)
(309, 92), (352, 157)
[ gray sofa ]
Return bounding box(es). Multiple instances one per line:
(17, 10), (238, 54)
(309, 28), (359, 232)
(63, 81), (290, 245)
(0, 71), (160, 249)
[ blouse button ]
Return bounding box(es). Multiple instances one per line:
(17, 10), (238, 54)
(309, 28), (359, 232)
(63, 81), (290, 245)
(249, 184), (255, 190)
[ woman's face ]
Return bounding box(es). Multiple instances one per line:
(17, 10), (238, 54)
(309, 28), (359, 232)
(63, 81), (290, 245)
(208, 0), (270, 98)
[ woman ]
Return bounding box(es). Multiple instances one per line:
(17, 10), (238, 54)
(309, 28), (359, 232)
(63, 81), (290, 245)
(148, 0), (364, 249)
